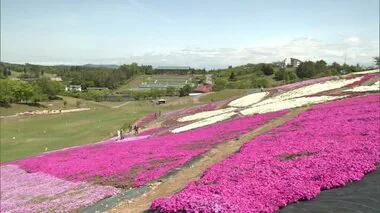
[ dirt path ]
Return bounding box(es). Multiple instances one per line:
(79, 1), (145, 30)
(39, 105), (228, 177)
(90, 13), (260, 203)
(112, 102), (131, 109)
(109, 107), (308, 213)
(0, 108), (91, 119)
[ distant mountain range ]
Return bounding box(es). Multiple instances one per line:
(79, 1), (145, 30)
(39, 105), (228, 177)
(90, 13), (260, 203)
(82, 64), (120, 69)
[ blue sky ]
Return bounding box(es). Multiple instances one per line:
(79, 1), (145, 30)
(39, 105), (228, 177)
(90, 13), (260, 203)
(1, 0), (379, 68)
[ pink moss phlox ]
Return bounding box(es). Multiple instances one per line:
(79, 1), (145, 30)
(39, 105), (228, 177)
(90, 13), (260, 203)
(12, 111), (286, 188)
(151, 94), (380, 213)
(178, 102), (220, 116)
(135, 113), (157, 127)
(272, 76), (336, 91)
(0, 165), (119, 213)
(344, 73), (379, 88)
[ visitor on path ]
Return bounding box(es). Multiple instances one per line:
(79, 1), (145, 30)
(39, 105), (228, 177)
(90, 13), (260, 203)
(117, 130), (121, 140)
(134, 125), (139, 135)
(128, 124), (133, 133)
(120, 129), (124, 140)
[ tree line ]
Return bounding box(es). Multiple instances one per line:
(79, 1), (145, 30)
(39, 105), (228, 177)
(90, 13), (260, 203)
(211, 58), (378, 91)
(0, 78), (64, 106)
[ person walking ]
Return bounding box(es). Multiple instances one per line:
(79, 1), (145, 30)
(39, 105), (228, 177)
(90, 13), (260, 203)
(128, 124), (133, 133)
(117, 129), (121, 140)
(134, 125), (139, 135)
(120, 129), (124, 139)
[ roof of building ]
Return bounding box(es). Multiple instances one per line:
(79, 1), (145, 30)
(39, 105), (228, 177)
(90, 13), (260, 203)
(155, 66), (190, 70)
(290, 58), (302, 62)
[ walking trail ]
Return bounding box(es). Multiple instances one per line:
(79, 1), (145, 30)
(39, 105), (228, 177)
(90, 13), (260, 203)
(109, 107), (309, 213)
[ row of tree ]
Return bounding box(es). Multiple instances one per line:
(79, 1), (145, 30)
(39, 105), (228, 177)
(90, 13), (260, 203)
(129, 84), (193, 101)
(212, 58), (379, 91)
(0, 78), (64, 106)
(1, 62), (207, 91)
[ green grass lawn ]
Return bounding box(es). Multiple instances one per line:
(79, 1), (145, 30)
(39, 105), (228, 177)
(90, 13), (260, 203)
(0, 99), (197, 162)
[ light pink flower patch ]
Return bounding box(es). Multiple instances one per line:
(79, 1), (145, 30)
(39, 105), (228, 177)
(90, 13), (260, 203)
(151, 94), (380, 213)
(272, 76), (336, 91)
(344, 73), (379, 88)
(0, 165), (119, 213)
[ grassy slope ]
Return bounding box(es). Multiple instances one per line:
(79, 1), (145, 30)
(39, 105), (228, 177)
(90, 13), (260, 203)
(0, 98), (198, 162)
(199, 89), (248, 102)
(216, 66), (297, 89)
(117, 75), (147, 92)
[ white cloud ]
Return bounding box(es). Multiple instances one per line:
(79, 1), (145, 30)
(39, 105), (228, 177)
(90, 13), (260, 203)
(343, 37), (361, 44)
(115, 37), (378, 68)
(2, 36), (378, 68)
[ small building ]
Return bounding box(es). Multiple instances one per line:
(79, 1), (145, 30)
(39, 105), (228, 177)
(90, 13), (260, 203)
(274, 58), (302, 68)
(290, 58), (302, 67)
(50, 77), (63, 81)
(65, 85), (82, 92)
(155, 66), (190, 75)
(157, 99), (166, 105)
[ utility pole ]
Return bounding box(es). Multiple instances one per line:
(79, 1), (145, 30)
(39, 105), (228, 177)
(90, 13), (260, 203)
(344, 52), (347, 65)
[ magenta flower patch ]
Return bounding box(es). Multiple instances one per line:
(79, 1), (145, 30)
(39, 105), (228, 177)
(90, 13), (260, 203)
(151, 94), (380, 213)
(11, 111), (286, 188)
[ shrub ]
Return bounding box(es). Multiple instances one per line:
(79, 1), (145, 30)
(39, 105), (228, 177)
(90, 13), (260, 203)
(262, 64), (274, 76)
(251, 78), (269, 88)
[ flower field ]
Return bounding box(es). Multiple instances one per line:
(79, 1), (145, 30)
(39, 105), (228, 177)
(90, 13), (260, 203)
(172, 111), (238, 133)
(177, 107), (237, 122)
(1, 110), (286, 212)
(1, 111), (285, 209)
(171, 76), (363, 132)
(342, 73), (379, 89)
(1, 165), (119, 213)
(345, 81), (380, 93)
(12, 111), (284, 187)
(228, 92), (268, 107)
(177, 102), (220, 116)
(161, 101), (225, 128)
(240, 95), (346, 115)
(272, 76), (336, 91)
(257, 76), (361, 105)
(151, 94), (380, 213)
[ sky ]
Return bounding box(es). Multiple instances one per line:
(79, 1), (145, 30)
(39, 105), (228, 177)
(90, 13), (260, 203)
(1, 0), (379, 68)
